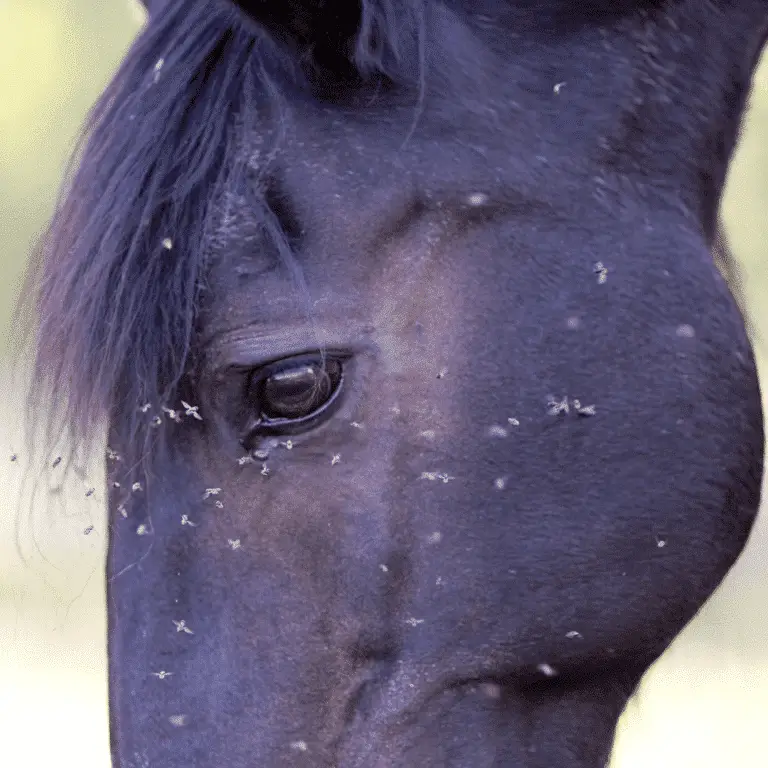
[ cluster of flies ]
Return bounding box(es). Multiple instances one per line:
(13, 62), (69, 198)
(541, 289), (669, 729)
(6, 248), (609, 687)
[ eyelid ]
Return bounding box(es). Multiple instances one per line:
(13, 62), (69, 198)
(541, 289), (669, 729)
(206, 323), (375, 375)
(247, 349), (351, 383)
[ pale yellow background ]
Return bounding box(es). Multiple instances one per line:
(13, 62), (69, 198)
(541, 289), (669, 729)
(1, 2), (767, 766)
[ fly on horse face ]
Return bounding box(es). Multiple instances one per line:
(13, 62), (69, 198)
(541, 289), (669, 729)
(22, 0), (768, 765)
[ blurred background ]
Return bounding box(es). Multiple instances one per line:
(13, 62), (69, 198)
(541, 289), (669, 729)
(1, 1), (768, 766)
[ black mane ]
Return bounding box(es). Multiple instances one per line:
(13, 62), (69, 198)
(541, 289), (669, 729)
(18, 0), (424, 466)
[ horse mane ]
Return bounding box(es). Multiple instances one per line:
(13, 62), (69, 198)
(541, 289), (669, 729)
(16, 0), (425, 469)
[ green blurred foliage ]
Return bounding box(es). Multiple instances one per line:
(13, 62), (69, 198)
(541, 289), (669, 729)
(0, 0), (143, 351)
(723, 54), (768, 360)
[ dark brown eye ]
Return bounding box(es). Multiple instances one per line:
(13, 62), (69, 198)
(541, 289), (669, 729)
(261, 359), (342, 419)
(240, 354), (345, 443)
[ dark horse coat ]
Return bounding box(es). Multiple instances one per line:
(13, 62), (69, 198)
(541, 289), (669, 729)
(23, 0), (767, 766)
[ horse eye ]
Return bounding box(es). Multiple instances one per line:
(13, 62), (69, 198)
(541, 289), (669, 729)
(262, 359), (341, 419)
(242, 355), (345, 441)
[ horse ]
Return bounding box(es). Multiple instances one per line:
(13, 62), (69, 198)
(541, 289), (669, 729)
(19, 0), (768, 765)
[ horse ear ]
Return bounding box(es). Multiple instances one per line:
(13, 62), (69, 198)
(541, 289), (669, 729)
(225, 1), (329, 35)
(225, 1), (362, 67)
(225, 0), (419, 81)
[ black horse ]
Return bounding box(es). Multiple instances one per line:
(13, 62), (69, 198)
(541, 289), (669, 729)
(21, 0), (767, 765)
